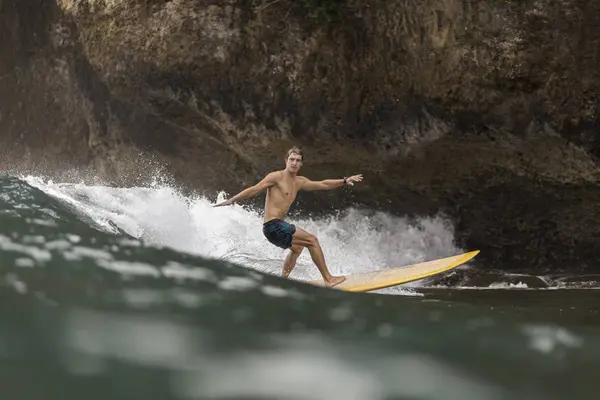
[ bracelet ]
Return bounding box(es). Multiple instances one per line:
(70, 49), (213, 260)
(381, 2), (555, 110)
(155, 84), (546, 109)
(343, 177), (348, 185)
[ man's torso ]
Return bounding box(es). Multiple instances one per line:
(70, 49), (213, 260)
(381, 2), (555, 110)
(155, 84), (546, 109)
(263, 171), (303, 222)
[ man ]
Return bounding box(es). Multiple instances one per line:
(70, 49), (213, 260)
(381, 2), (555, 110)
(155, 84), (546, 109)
(214, 146), (363, 287)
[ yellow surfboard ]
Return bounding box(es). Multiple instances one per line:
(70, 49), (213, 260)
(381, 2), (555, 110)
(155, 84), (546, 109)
(308, 250), (479, 292)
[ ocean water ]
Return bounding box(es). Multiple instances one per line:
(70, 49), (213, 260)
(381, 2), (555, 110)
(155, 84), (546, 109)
(0, 174), (598, 400)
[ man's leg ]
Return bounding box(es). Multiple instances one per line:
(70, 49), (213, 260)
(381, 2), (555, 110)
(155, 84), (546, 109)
(282, 245), (304, 278)
(290, 227), (345, 287)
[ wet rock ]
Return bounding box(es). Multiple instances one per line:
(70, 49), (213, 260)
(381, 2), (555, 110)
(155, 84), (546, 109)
(425, 269), (551, 289)
(546, 274), (600, 289)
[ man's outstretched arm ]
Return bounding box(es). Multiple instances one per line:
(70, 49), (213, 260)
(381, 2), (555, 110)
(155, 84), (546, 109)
(300, 174), (363, 191)
(214, 172), (278, 206)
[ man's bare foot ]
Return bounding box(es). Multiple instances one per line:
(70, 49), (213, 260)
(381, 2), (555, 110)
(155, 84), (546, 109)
(325, 275), (346, 288)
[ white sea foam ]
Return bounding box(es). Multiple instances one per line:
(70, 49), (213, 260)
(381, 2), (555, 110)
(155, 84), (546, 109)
(521, 324), (583, 354)
(488, 282), (529, 289)
(23, 176), (464, 295)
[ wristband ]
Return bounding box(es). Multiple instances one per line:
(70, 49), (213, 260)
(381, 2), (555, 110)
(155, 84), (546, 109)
(343, 177), (348, 185)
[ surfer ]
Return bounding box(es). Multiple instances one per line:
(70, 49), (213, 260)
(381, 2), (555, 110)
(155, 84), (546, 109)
(214, 146), (363, 287)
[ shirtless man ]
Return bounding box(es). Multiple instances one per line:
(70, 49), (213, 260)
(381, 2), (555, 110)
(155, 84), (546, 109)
(213, 146), (363, 287)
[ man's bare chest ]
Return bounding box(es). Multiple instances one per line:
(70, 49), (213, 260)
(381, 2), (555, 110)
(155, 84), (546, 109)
(275, 179), (300, 202)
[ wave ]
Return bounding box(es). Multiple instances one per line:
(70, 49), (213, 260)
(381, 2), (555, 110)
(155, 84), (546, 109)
(22, 175), (465, 293)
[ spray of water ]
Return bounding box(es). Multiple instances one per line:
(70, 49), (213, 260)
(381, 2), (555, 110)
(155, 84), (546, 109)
(24, 176), (464, 294)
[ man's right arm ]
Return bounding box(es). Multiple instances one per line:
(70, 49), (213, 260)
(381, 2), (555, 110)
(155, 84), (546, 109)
(213, 172), (278, 207)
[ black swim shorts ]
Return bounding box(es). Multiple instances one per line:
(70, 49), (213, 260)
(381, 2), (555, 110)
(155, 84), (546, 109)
(262, 219), (296, 249)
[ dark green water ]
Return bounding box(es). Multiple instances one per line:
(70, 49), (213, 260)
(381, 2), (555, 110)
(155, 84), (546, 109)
(0, 175), (598, 400)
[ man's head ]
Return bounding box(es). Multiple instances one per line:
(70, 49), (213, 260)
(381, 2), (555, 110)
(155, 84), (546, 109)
(285, 146), (303, 173)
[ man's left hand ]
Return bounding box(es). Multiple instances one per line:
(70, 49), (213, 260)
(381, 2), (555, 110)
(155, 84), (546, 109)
(345, 174), (363, 186)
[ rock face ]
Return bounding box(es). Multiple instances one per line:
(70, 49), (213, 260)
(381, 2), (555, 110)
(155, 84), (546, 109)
(2, 0), (600, 272)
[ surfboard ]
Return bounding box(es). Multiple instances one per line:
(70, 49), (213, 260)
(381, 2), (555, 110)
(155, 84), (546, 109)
(307, 250), (479, 292)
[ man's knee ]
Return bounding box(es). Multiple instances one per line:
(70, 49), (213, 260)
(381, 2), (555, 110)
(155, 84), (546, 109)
(306, 235), (319, 247)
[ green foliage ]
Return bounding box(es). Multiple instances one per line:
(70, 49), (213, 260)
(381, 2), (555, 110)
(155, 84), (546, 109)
(296, 0), (348, 22)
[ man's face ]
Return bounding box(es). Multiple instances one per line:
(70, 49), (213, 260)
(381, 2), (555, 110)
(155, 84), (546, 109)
(285, 152), (303, 172)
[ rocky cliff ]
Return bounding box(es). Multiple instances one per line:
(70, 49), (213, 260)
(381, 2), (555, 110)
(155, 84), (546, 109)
(2, 0), (600, 272)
